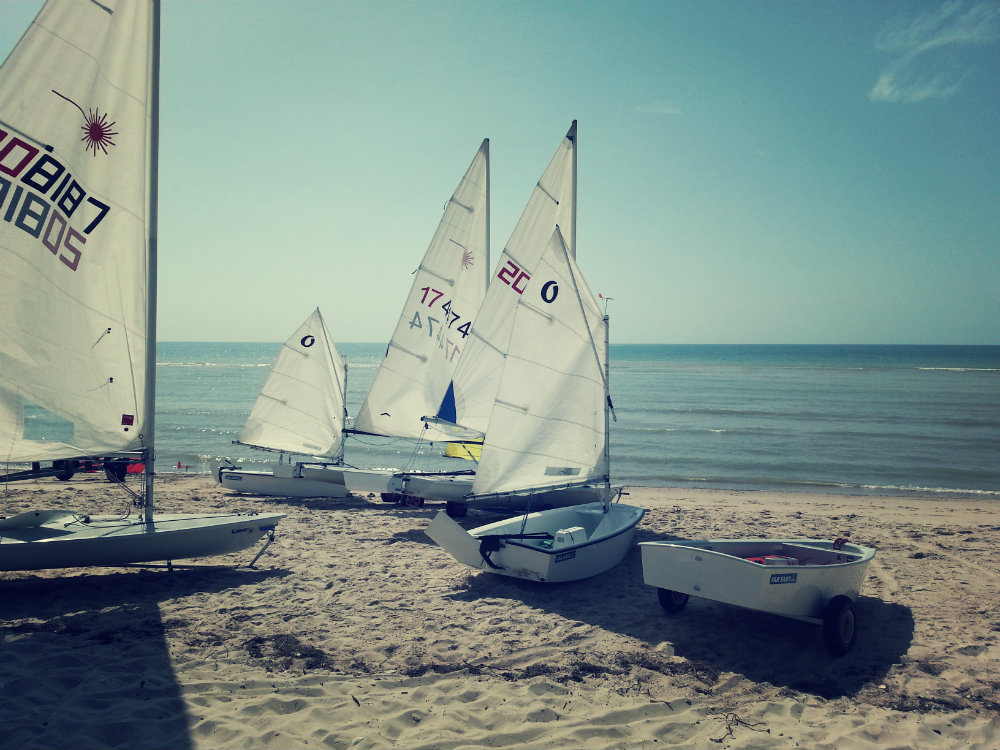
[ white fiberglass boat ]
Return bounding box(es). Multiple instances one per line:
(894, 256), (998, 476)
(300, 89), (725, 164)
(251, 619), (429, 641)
(640, 538), (876, 655)
(0, 510), (281, 572)
(424, 123), (644, 581)
(426, 501), (644, 583)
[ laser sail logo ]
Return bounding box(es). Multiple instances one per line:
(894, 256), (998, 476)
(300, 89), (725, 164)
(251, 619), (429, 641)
(52, 90), (118, 156)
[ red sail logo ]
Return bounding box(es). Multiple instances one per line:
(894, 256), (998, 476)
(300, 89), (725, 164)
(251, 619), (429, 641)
(52, 91), (117, 156)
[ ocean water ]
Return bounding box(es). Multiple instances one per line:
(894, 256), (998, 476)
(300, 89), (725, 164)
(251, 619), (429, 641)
(156, 343), (1000, 499)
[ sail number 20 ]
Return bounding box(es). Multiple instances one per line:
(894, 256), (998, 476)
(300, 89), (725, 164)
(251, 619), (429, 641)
(497, 260), (529, 294)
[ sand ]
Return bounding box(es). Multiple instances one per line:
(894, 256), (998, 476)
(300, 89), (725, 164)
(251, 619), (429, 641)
(1, 474), (998, 749)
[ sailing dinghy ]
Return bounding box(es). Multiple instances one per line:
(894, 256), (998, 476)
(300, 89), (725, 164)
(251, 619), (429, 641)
(425, 220), (644, 581)
(409, 122), (612, 516)
(640, 538), (876, 655)
(216, 308), (350, 498)
(426, 501), (643, 583)
(338, 139), (491, 499)
(0, 0), (283, 570)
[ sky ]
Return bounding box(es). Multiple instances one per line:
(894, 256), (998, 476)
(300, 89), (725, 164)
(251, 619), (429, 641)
(1, 0), (998, 345)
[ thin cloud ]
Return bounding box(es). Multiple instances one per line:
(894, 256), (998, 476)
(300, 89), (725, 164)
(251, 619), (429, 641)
(635, 101), (681, 116)
(870, 1), (1000, 103)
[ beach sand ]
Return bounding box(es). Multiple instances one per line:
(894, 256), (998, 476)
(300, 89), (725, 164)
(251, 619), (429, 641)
(1, 474), (998, 749)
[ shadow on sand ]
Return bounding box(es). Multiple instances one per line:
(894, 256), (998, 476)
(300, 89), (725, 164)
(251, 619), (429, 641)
(444, 537), (914, 699)
(0, 565), (286, 750)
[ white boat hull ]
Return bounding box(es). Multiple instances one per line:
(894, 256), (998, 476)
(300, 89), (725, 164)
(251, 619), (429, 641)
(340, 468), (473, 502)
(460, 483), (609, 512)
(343, 468), (607, 512)
(217, 464), (348, 498)
(426, 502), (645, 583)
(0, 511), (285, 571)
(639, 538), (875, 622)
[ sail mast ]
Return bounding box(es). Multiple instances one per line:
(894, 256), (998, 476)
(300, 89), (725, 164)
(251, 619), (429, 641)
(602, 312), (611, 503)
(339, 364), (348, 464)
(484, 138), (491, 291)
(143, 0), (161, 522)
(569, 120), (577, 259)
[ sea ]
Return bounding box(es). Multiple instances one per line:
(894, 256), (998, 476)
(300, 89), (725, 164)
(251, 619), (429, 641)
(157, 343), (1000, 500)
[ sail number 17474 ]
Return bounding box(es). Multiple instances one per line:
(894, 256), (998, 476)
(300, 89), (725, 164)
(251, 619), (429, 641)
(408, 286), (472, 362)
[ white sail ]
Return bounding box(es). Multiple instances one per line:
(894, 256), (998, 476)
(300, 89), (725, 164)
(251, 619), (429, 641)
(470, 226), (608, 497)
(352, 140), (490, 442)
(443, 122), (578, 439)
(0, 0), (152, 464)
(238, 308), (346, 461)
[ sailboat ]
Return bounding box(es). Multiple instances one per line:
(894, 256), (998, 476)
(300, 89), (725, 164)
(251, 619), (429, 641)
(0, 0), (283, 570)
(215, 308), (350, 498)
(391, 121), (611, 516)
(424, 223), (644, 581)
(337, 139), (492, 498)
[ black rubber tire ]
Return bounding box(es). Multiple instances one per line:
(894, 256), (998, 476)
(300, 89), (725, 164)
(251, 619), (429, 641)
(445, 501), (468, 518)
(54, 460), (75, 481)
(104, 459), (129, 482)
(657, 588), (690, 613)
(403, 495), (425, 508)
(822, 595), (858, 656)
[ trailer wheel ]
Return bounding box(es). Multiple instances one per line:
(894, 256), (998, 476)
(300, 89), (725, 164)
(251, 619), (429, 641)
(822, 595), (857, 656)
(403, 495), (424, 508)
(104, 459), (129, 482)
(657, 588), (689, 613)
(446, 501), (467, 518)
(54, 460), (75, 481)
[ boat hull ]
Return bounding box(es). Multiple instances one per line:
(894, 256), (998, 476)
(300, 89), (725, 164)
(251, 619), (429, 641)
(217, 465), (348, 498)
(340, 468), (473, 501)
(639, 538), (875, 622)
(344, 468), (607, 511)
(426, 502), (645, 583)
(0, 511), (286, 571)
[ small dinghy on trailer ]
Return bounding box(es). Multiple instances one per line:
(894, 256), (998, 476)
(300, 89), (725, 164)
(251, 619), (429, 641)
(426, 500), (644, 583)
(639, 538), (876, 655)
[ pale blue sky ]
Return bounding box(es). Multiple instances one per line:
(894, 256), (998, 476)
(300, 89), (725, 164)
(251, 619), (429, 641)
(2, 0), (998, 344)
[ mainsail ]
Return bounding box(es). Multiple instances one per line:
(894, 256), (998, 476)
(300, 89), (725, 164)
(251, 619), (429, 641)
(469, 226), (609, 497)
(0, 0), (152, 464)
(352, 140), (490, 442)
(441, 121), (578, 441)
(237, 308), (347, 461)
